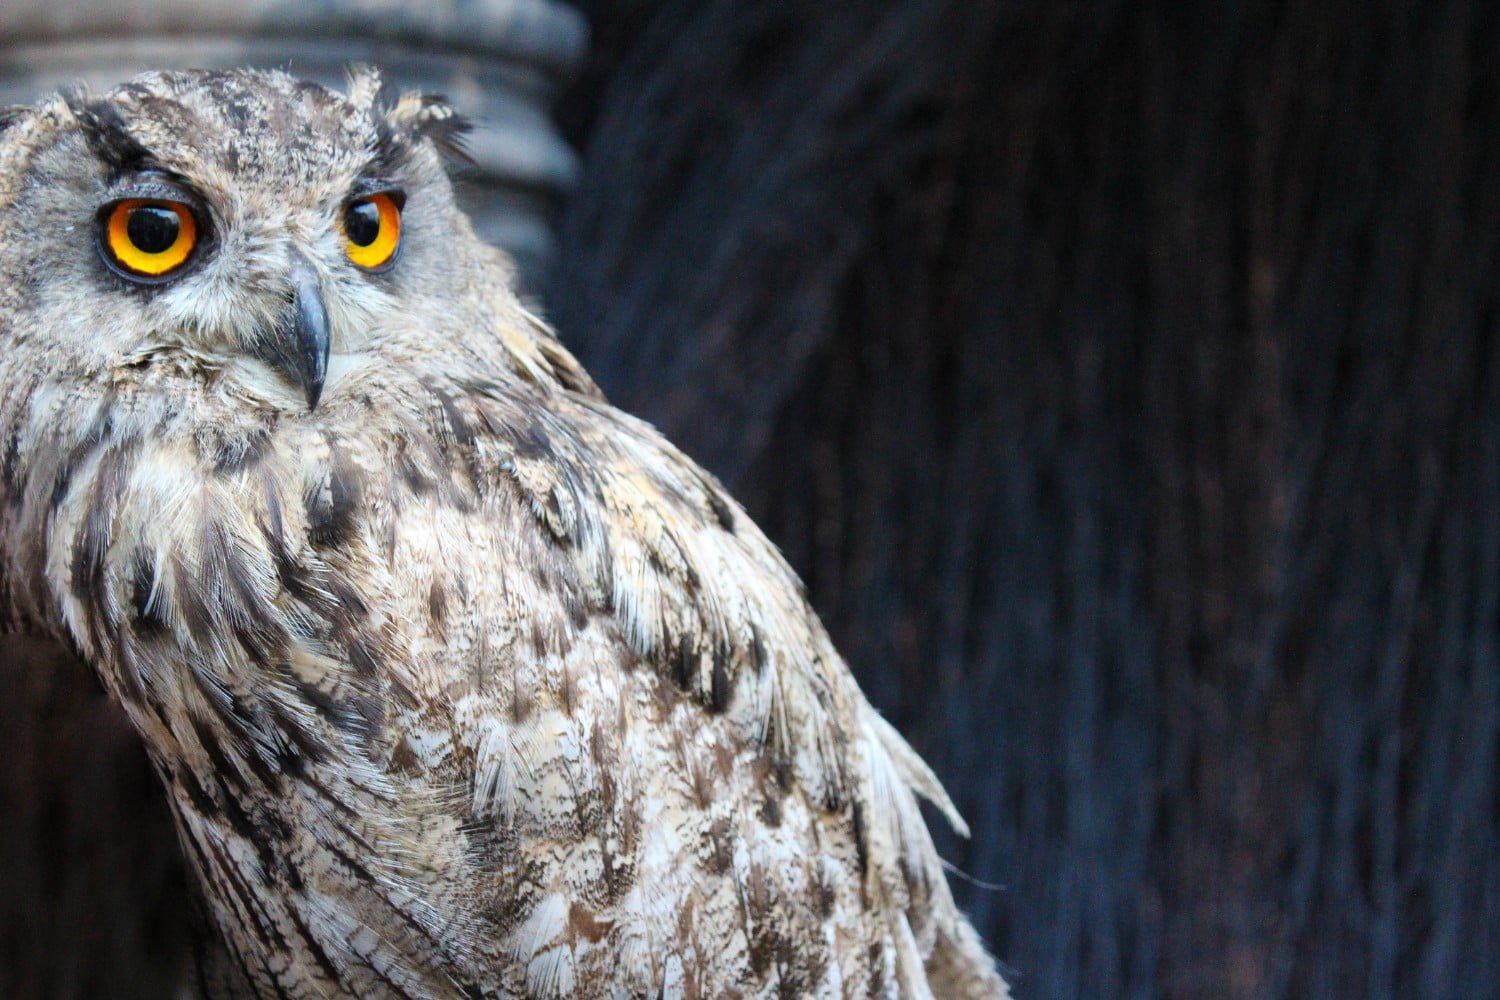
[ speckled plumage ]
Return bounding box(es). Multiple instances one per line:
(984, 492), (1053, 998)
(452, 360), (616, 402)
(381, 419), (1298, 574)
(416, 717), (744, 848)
(0, 68), (1007, 998)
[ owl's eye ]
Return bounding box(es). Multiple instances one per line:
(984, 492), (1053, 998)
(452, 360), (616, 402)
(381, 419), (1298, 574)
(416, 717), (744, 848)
(101, 199), (198, 279)
(341, 193), (401, 270)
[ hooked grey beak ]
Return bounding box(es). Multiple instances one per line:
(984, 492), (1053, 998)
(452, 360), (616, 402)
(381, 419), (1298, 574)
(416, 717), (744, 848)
(255, 252), (330, 409)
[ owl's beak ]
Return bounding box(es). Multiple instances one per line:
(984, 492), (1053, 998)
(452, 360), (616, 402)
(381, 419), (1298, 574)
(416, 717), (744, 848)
(256, 253), (330, 410)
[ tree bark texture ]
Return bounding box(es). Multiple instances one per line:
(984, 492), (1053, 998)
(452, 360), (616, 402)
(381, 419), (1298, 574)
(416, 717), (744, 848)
(548, 2), (1500, 997)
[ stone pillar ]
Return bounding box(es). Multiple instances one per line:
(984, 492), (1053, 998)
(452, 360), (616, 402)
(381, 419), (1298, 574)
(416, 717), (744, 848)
(0, 0), (586, 288)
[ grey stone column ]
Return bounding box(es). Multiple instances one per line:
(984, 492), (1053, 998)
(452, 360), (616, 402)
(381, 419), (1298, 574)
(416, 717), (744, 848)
(0, 0), (586, 289)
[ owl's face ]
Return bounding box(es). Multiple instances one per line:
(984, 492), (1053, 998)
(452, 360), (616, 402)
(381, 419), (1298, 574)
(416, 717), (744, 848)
(0, 68), (484, 413)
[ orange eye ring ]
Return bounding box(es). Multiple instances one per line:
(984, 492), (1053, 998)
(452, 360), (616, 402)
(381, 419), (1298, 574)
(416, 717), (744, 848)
(341, 192), (401, 270)
(102, 199), (198, 278)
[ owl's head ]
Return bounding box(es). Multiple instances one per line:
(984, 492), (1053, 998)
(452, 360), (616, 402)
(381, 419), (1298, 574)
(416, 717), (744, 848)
(0, 67), (493, 412)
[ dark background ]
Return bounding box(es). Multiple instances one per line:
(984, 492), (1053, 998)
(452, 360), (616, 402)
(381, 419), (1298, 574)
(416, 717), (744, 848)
(546, 1), (1500, 997)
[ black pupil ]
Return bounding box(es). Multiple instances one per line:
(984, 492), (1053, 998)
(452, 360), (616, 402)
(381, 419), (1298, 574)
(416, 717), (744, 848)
(345, 201), (381, 247)
(126, 205), (180, 254)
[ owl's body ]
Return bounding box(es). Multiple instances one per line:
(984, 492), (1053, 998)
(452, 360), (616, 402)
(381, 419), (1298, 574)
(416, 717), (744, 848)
(0, 70), (1006, 998)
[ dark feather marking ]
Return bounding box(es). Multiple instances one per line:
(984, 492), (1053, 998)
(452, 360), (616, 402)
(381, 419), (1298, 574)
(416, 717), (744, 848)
(67, 95), (155, 171)
(564, 589), (589, 630)
(527, 618), (550, 657)
(272, 554), (314, 605)
(189, 714), (253, 798)
(264, 702), (330, 767)
(749, 623), (768, 674)
(348, 691), (387, 736)
(200, 833), (285, 965)
(111, 642), (152, 710)
(220, 539), (283, 660)
(298, 774), (364, 827)
(214, 430), (271, 473)
(48, 457), (77, 512)
(263, 972), (295, 1000)
(2, 425), (22, 503)
(506, 415), (555, 462)
(306, 447), (362, 548)
(457, 377), (503, 398)
(47, 395), (116, 513)
(188, 513), (279, 660)
(289, 678), (364, 734)
(232, 756), (291, 819)
(559, 659), (579, 714)
(773, 754), (793, 792)
(128, 548), (170, 637)
(434, 387), (476, 447)
(812, 865), (837, 920)
(744, 865), (776, 978)
(706, 488), (736, 532)
(324, 573), (369, 624)
(0, 106), (25, 132)
(511, 677), (533, 723)
(195, 754), (289, 893)
(670, 534), (701, 592)
(209, 775), (270, 877)
(258, 467), (288, 556)
(850, 798), (870, 878)
(186, 836), (278, 993)
(229, 621), (277, 668)
(298, 773), (386, 850)
(704, 817), (734, 876)
(545, 486), (570, 537)
(675, 633), (699, 692)
(173, 554), (215, 642)
(386, 670), (422, 712)
(177, 769), (221, 818)
(275, 747), (307, 780)
(285, 906), (348, 992)
(317, 835), (453, 959)
(709, 641), (732, 713)
(397, 446), (435, 494)
(70, 443), (134, 638)
(271, 552), (332, 619)
(318, 836), (377, 888)
(387, 735), (422, 775)
(427, 579), (447, 634)
(346, 635), (381, 678)
(274, 551), (367, 629)
(536, 340), (601, 397)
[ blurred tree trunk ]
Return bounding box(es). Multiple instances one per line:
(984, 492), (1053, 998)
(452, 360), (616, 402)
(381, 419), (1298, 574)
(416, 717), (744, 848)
(549, 2), (1500, 996)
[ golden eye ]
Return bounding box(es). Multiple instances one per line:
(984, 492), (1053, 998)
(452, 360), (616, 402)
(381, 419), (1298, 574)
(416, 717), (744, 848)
(102, 199), (198, 278)
(341, 192), (401, 270)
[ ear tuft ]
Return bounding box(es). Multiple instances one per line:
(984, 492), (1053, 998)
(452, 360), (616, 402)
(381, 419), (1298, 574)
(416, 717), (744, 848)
(386, 92), (474, 164)
(343, 63), (385, 112)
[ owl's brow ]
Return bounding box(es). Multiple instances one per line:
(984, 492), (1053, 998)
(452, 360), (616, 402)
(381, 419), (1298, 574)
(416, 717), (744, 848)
(65, 96), (156, 173)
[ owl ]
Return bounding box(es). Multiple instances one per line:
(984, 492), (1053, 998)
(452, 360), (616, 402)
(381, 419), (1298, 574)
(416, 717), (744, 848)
(0, 68), (1008, 999)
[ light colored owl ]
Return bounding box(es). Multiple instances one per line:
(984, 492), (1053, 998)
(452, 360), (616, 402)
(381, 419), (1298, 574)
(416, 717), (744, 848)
(0, 68), (1008, 999)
